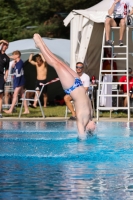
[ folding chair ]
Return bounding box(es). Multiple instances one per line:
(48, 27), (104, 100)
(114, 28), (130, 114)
(19, 78), (60, 118)
(19, 84), (45, 118)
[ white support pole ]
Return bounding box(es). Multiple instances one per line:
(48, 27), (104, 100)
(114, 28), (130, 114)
(126, 27), (130, 121)
(97, 28), (105, 120)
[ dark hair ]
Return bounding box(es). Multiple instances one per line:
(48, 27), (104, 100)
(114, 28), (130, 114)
(35, 54), (47, 68)
(35, 55), (43, 62)
(76, 62), (84, 66)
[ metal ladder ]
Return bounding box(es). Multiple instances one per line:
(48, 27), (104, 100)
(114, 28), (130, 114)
(97, 26), (133, 120)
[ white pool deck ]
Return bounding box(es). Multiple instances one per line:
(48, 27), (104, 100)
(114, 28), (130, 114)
(0, 117), (133, 122)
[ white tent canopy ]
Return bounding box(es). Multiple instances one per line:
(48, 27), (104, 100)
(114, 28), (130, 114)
(7, 38), (70, 65)
(63, 0), (133, 79)
(64, 0), (108, 25)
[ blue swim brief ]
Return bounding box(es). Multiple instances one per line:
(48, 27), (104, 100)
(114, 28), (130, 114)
(64, 78), (83, 95)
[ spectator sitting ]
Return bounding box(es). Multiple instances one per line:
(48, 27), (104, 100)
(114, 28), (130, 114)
(64, 62), (90, 120)
(119, 67), (133, 107)
(105, 0), (133, 46)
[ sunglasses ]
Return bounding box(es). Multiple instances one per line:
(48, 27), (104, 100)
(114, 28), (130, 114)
(76, 66), (83, 69)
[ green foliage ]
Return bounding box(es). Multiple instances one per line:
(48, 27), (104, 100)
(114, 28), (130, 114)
(0, 0), (102, 41)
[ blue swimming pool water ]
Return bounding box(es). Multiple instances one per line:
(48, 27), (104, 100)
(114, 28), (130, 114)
(0, 120), (133, 199)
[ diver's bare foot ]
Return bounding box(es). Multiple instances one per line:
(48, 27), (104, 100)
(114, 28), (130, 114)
(3, 110), (12, 114)
(23, 111), (30, 114)
(33, 34), (42, 48)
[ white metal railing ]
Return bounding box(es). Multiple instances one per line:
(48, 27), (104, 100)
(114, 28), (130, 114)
(97, 26), (133, 120)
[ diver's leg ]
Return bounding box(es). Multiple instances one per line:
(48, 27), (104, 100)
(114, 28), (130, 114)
(33, 34), (77, 90)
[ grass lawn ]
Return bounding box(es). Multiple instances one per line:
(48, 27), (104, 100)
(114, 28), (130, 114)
(2, 105), (133, 118)
(2, 105), (67, 118)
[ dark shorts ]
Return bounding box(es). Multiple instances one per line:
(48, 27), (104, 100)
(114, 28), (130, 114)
(114, 18), (123, 27)
(0, 75), (5, 93)
(35, 79), (47, 94)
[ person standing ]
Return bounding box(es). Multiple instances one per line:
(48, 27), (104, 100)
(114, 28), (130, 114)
(64, 62), (90, 120)
(28, 53), (48, 108)
(105, 0), (133, 46)
(4, 50), (29, 114)
(0, 40), (10, 118)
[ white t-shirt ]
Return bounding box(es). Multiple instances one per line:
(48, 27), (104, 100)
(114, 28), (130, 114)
(109, 0), (133, 18)
(80, 73), (90, 87)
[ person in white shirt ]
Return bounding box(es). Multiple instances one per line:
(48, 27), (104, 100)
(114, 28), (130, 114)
(64, 62), (90, 120)
(105, 0), (133, 46)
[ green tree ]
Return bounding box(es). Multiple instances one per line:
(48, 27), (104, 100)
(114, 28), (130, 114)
(0, 0), (102, 41)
